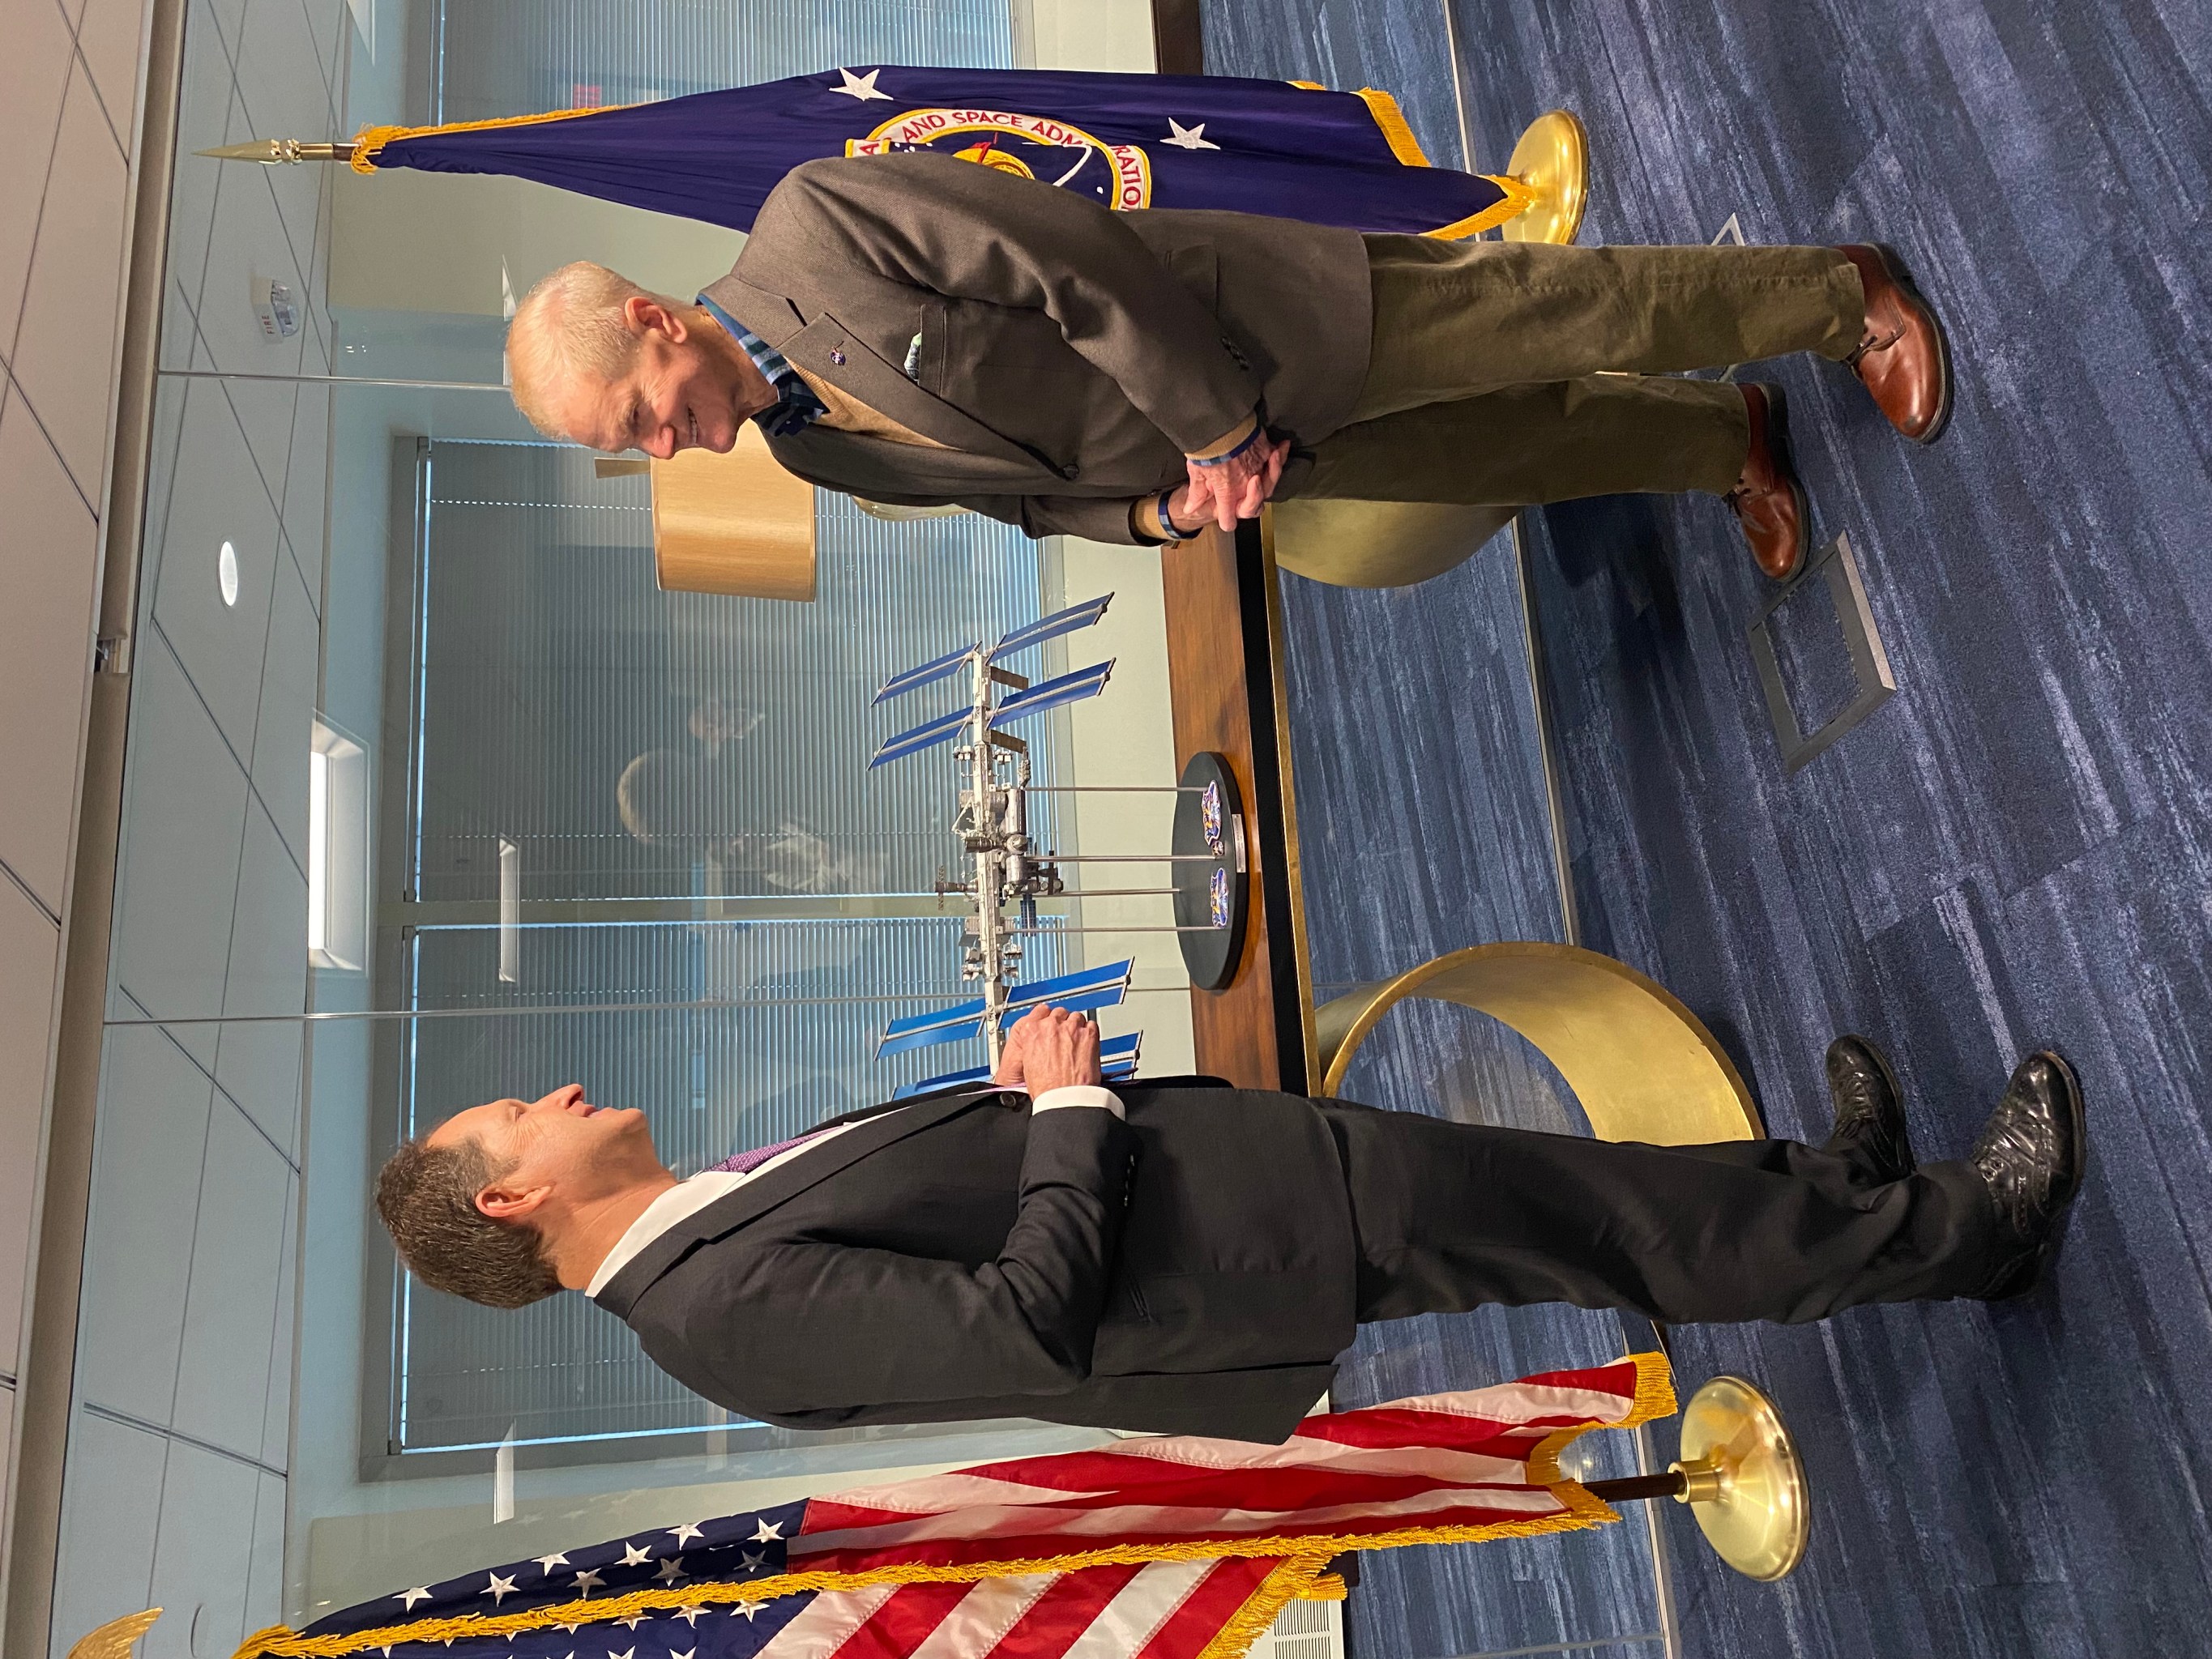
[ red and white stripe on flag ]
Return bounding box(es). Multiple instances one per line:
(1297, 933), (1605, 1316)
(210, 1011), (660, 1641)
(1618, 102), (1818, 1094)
(792, 1354), (1674, 1583)
(758, 1559), (1289, 1659)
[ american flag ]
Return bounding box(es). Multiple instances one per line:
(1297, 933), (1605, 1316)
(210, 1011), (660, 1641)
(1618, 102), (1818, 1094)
(240, 1357), (1670, 1659)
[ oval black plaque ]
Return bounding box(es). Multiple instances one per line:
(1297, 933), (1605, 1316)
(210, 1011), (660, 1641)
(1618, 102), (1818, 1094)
(1172, 752), (1249, 992)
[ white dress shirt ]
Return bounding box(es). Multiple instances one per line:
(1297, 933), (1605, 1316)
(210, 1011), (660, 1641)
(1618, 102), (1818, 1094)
(583, 1084), (1121, 1297)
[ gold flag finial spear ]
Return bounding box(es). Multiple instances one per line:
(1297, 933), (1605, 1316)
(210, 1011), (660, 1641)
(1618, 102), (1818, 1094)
(197, 139), (357, 164)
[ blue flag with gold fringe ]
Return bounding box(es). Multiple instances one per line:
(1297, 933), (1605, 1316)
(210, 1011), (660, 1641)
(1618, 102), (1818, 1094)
(349, 65), (1532, 240)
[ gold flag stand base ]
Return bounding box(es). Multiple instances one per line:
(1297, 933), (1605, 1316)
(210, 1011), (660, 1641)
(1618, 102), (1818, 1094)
(1499, 109), (1590, 245)
(1585, 1375), (1810, 1581)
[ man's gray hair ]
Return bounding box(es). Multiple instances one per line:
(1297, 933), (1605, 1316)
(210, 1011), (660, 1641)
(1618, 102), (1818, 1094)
(506, 261), (680, 438)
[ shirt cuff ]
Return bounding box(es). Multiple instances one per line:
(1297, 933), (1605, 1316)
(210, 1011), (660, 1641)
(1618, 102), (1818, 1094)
(1185, 413), (1260, 463)
(1131, 495), (1171, 544)
(1032, 1085), (1125, 1118)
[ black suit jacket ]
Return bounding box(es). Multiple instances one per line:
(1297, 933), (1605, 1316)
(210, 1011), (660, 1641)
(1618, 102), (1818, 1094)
(704, 151), (1376, 544)
(593, 1082), (1358, 1444)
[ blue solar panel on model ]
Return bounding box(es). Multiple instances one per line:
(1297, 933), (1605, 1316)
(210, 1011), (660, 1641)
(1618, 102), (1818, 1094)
(880, 961), (1134, 1038)
(990, 661), (1116, 728)
(876, 961), (1134, 1057)
(989, 594), (1113, 662)
(869, 599), (1114, 763)
(872, 642), (979, 705)
(867, 706), (972, 769)
(869, 664), (1115, 765)
(1001, 960), (1133, 1009)
(895, 1031), (1143, 1098)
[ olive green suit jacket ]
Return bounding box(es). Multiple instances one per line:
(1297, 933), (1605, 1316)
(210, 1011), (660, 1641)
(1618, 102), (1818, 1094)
(703, 151), (1374, 543)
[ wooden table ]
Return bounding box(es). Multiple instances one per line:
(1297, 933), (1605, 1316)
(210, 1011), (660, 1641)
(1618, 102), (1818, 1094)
(1162, 520), (1317, 1091)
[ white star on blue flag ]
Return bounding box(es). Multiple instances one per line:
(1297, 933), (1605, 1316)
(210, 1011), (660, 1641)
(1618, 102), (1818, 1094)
(830, 68), (890, 101)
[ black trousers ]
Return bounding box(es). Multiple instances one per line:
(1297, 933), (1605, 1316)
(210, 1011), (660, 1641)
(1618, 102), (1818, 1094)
(1318, 1101), (2009, 1327)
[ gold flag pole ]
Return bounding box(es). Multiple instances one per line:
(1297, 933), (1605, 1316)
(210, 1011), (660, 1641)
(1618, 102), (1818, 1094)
(198, 139), (357, 164)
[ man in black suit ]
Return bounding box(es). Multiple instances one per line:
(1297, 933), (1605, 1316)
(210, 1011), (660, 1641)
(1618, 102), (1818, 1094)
(502, 151), (1950, 584)
(377, 1008), (2085, 1444)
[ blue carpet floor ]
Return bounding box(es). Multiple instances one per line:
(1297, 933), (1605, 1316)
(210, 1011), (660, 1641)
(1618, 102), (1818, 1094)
(1203, 2), (2212, 1657)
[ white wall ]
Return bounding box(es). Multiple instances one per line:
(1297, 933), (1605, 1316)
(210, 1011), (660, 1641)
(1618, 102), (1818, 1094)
(35, 0), (352, 1652)
(1016, 0), (1158, 75)
(0, 0), (159, 1606)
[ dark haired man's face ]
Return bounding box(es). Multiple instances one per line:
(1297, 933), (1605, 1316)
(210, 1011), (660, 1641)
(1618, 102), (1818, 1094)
(429, 1084), (660, 1218)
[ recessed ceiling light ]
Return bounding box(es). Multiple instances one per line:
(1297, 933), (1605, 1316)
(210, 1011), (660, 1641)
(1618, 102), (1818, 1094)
(218, 540), (239, 607)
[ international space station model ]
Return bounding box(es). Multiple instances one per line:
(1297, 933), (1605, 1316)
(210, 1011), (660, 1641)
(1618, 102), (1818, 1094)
(864, 593), (1229, 1097)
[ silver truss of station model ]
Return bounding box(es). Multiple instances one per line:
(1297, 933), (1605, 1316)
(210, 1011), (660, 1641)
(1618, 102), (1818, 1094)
(868, 594), (1211, 1069)
(944, 665), (1057, 1068)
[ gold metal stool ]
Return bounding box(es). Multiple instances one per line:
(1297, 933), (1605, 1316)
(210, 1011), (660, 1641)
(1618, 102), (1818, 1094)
(1313, 940), (1761, 1145)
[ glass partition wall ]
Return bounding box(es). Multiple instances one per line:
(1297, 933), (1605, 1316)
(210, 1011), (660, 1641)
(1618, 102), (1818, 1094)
(53, 2), (1197, 1651)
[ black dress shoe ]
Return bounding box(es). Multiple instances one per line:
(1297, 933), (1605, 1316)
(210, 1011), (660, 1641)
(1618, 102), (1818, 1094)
(1971, 1051), (2086, 1299)
(1822, 1035), (1914, 1185)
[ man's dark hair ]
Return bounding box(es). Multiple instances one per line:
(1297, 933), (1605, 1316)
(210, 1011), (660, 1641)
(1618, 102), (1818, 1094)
(374, 1135), (562, 1309)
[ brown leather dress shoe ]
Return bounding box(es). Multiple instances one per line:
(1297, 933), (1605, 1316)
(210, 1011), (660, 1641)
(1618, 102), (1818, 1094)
(1724, 382), (1809, 581)
(1838, 244), (1952, 444)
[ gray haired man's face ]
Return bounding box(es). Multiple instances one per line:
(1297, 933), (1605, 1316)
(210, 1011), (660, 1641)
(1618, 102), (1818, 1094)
(562, 299), (753, 459)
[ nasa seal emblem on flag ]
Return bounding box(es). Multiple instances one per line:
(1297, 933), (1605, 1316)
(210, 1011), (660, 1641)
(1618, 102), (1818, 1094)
(846, 108), (1154, 210)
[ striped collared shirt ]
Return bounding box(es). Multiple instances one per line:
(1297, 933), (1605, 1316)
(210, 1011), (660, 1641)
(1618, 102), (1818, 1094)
(696, 292), (828, 437)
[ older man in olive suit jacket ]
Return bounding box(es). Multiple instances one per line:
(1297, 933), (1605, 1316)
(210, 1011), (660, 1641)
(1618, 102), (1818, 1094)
(507, 151), (1950, 582)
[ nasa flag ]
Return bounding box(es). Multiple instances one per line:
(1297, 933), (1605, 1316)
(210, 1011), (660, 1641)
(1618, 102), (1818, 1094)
(350, 65), (1531, 240)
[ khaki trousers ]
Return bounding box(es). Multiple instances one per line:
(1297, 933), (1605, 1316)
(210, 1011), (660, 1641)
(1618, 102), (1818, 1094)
(1287, 238), (1868, 506)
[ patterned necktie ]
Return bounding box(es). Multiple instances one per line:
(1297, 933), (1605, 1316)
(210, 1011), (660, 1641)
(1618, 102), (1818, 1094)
(707, 1130), (826, 1175)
